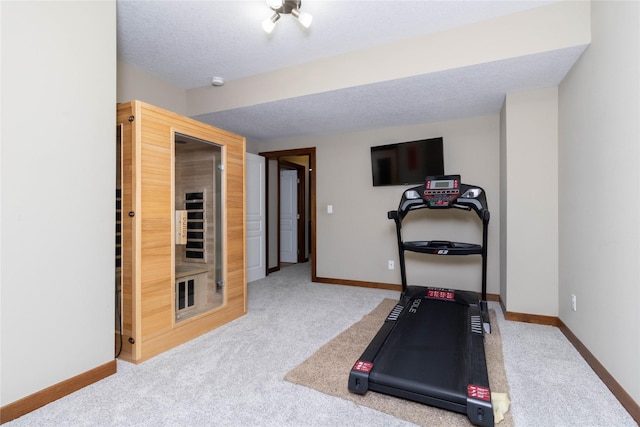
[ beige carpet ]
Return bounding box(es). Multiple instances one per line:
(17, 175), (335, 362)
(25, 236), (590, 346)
(285, 299), (513, 426)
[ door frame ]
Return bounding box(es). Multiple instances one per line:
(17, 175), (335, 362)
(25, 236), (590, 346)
(259, 147), (316, 280)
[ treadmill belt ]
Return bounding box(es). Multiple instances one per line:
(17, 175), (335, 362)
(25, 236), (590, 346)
(369, 298), (469, 404)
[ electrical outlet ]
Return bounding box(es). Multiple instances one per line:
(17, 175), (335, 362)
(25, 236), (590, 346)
(388, 260), (394, 270)
(571, 294), (577, 311)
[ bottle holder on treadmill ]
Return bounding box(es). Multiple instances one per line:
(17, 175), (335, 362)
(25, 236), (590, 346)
(403, 240), (482, 255)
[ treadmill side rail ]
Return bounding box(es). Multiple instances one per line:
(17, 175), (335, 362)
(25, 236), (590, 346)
(348, 303), (406, 394)
(467, 396), (495, 427)
(348, 361), (371, 394)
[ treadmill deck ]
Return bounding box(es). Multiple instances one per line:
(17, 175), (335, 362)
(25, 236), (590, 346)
(370, 297), (469, 403)
(348, 288), (493, 426)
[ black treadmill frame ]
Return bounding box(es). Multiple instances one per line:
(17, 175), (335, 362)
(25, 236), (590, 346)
(348, 175), (494, 427)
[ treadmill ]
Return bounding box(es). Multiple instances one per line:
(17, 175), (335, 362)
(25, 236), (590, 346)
(348, 174), (494, 427)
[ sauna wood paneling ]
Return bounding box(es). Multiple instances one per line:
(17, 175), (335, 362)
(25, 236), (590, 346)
(117, 100), (246, 363)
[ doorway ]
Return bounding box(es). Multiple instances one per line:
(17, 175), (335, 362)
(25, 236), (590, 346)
(260, 147), (316, 280)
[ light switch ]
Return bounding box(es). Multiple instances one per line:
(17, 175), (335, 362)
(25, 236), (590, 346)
(327, 204), (333, 214)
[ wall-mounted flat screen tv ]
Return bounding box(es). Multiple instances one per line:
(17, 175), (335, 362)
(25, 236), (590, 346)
(370, 137), (444, 186)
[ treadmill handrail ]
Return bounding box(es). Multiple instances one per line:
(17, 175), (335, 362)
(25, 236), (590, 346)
(388, 179), (490, 307)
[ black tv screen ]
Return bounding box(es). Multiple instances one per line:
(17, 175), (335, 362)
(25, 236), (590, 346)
(371, 137), (444, 186)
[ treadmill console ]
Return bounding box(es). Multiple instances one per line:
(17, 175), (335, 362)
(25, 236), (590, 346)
(423, 175), (461, 207)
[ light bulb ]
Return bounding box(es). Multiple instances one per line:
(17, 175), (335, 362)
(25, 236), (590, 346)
(262, 13), (280, 33)
(291, 9), (312, 28)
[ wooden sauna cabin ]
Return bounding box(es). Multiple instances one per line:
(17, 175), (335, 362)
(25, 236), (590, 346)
(116, 100), (246, 363)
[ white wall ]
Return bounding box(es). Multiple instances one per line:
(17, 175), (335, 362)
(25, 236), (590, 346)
(501, 88), (559, 316)
(499, 103), (508, 306)
(1, 1), (116, 405)
(260, 115), (501, 295)
(117, 61), (187, 116)
(558, 0), (639, 404)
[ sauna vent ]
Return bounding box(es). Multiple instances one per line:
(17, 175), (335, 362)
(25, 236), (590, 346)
(116, 188), (121, 268)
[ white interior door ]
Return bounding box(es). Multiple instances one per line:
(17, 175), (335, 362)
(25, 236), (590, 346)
(246, 153), (266, 282)
(280, 169), (298, 263)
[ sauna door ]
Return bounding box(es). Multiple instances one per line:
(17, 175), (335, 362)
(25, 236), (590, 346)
(174, 133), (224, 322)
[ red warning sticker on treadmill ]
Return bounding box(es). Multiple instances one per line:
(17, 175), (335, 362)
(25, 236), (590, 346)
(352, 360), (374, 373)
(468, 384), (491, 401)
(426, 289), (455, 300)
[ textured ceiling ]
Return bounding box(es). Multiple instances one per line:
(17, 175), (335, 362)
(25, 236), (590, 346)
(117, 0), (586, 143)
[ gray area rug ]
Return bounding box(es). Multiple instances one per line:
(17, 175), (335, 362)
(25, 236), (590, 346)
(285, 298), (513, 427)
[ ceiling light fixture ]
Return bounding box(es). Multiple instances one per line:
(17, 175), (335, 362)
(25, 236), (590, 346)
(262, 0), (312, 34)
